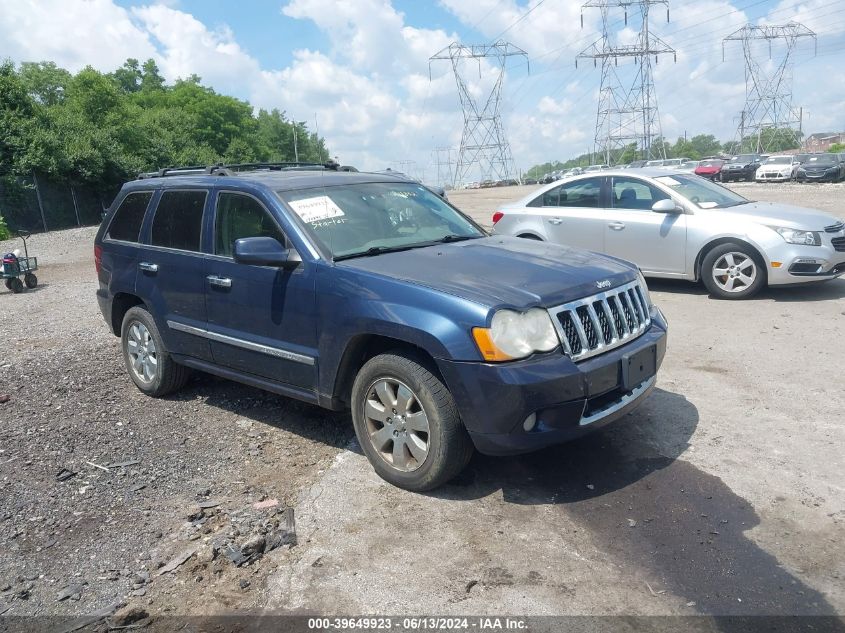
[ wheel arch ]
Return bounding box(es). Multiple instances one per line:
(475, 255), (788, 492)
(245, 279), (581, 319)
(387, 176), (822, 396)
(110, 293), (146, 336)
(331, 334), (444, 408)
(693, 237), (768, 282)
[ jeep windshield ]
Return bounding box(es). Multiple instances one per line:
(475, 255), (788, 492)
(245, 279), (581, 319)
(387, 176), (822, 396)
(653, 174), (750, 209)
(277, 182), (484, 260)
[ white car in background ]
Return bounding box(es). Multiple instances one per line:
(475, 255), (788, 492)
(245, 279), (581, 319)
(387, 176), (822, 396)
(755, 155), (799, 182)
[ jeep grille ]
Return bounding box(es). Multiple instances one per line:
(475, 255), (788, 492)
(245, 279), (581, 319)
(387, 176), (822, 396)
(548, 280), (651, 361)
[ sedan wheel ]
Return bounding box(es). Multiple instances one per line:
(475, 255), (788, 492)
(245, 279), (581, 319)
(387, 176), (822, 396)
(701, 243), (765, 299)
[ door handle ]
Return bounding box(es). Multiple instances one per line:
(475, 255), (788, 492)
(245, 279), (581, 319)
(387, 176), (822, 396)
(138, 262), (158, 273)
(608, 222), (626, 231)
(206, 275), (232, 288)
(548, 218), (563, 225)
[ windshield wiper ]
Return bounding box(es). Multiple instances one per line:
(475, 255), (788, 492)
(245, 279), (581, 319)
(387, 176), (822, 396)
(436, 234), (479, 243)
(333, 245), (417, 261)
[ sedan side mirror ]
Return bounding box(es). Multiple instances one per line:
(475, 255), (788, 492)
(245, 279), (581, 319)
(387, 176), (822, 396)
(652, 199), (683, 214)
(233, 236), (302, 269)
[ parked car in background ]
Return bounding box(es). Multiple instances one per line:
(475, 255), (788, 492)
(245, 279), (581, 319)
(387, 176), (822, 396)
(644, 159), (665, 167)
(694, 159), (725, 181)
(584, 164), (609, 172)
(677, 161), (700, 174)
(755, 155), (798, 182)
(796, 154), (845, 182)
(95, 164), (667, 490)
(491, 168), (845, 299)
(657, 158), (691, 169)
(377, 169), (448, 199)
(720, 154), (762, 182)
(563, 167), (584, 177)
(627, 160), (649, 169)
(523, 177), (538, 185)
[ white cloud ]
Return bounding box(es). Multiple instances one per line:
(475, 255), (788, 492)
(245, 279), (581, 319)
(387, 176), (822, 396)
(0, 0), (156, 71)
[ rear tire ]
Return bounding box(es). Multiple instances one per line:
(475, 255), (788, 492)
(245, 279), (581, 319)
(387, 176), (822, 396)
(701, 243), (766, 300)
(121, 306), (191, 397)
(351, 351), (473, 491)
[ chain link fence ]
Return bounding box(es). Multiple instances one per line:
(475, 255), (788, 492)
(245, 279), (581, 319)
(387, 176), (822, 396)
(0, 172), (118, 234)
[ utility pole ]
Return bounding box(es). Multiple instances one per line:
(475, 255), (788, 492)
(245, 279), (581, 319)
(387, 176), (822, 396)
(430, 41), (528, 187)
(723, 22), (816, 153)
(577, 0), (675, 164)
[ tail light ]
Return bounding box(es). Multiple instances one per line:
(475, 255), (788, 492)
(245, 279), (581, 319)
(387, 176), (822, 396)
(492, 211), (504, 225)
(94, 245), (102, 274)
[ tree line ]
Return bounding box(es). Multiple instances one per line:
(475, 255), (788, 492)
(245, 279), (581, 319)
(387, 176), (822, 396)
(524, 130), (812, 179)
(0, 58), (330, 239)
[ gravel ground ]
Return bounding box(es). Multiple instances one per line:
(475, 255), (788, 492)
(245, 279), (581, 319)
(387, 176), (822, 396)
(0, 181), (843, 623)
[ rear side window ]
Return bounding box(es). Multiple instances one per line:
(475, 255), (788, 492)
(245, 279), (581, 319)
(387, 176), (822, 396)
(150, 190), (207, 252)
(107, 191), (152, 242)
(529, 178), (603, 208)
(215, 193), (286, 258)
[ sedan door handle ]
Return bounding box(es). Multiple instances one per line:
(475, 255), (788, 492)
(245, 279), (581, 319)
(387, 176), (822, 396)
(138, 262), (158, 273)
(548, 218), (563, 225)
(206, 275), (232, 288)
(608, 222), (626, 231)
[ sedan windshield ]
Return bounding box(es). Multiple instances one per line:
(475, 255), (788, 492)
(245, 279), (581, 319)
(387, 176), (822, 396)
(653, 175), (749, 209)
(277, 182), (484, 260)
(804, 155), (838, 165)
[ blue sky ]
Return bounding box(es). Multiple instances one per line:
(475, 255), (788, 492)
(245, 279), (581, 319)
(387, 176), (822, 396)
(2, 0), (844, 183)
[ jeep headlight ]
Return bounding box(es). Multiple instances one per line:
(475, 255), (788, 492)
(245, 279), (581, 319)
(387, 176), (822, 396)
(472, 308), (559, 361)
(771, 226), (821, 246)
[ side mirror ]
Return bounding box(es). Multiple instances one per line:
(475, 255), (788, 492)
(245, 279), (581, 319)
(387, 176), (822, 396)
(233, 237), (301, 268)
(652, 199), (683, 214)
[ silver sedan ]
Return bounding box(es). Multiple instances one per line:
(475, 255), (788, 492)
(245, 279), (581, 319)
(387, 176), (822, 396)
(491, 168), (845, 299)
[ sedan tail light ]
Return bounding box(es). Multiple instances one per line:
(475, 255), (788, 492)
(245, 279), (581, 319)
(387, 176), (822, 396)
(492, 211), (504, 225)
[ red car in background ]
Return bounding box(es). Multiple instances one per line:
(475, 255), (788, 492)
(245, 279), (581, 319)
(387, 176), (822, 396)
(695, 158), (725, 181)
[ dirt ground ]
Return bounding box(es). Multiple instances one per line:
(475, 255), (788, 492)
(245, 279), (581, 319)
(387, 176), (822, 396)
(0, 182), (843, 623)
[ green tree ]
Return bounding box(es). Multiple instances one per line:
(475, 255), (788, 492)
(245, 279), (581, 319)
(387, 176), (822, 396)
(828, 143), (844, 153)
(18, 61), (71, 106)
(112, 58), (142, 94)
(141, 58), (165, 92)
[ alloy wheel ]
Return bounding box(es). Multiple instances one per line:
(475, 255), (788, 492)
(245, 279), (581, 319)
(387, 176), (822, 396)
(126, 321), (158, 383)
(363, 378), (430, 472)
(712, 252), (757, 294)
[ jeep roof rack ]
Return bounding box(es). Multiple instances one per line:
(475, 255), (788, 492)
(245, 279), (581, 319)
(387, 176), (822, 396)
(137, 159), (353, 180)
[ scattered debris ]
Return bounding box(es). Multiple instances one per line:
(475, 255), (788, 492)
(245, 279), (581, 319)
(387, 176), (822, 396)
(465, 579), (478, 593)
(627, 518), (637, 528)
(85, 461), (110, 472)
(130, 483), (146, 492)
(645, 581), (666, 597)
(56, 468), (77, 482)
(57, 583), (84, 602)
(686, 601), (697, 607)
(586, 484), (595, 490)
(197, 500), (220, 509)
(0, 394), (10, 404)
(58, 601), (122, 633)
(0, 605), (11, 615)
(253, 498), (279, 510)
(239, 579), (250, 590)
(111, 604), (149, 628)
(107, 460), (140, 469)
(156, 548), (196, 576)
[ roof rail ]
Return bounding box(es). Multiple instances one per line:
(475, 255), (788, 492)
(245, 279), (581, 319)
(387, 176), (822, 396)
(136, 159), (348, 180)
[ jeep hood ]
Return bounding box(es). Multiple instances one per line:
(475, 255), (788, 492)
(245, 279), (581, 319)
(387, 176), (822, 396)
(337, 236), (637, 308)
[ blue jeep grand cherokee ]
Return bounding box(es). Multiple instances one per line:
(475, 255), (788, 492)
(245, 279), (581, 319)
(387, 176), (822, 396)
(95, 164), (667, 490)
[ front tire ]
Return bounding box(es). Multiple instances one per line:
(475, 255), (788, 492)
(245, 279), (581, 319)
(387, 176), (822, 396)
(121, 306), (190, 396)
(351, 351), (473, 491)
(701, 243), (765, 300)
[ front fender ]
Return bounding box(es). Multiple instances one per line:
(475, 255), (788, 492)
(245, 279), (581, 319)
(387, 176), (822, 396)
(315, 265), (490, 396)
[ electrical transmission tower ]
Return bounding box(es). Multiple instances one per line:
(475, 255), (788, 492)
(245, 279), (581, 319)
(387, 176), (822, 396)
(430, 42), (528, 186)
(432, 147), (456, 188)
(577, 0), (675, 165)
(723, 22), (816, 154)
